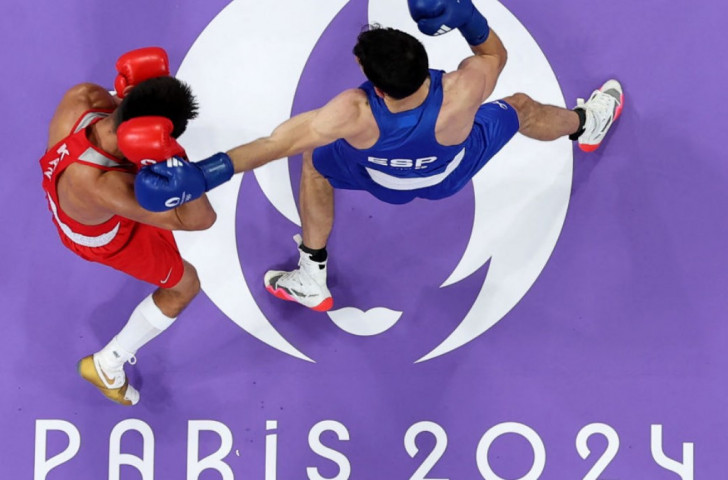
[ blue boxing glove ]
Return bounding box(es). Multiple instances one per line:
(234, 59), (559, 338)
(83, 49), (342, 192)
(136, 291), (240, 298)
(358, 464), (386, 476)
(135, 157), (206, 212)
(408, 0), (490, 45)
(135, 153), (234, 212)
(193, 152), (234, 191)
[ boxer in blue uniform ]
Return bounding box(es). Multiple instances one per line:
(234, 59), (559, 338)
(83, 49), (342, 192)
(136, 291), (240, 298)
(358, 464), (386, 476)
(312, 69), (520, 205)
(134, 0), (624, 311)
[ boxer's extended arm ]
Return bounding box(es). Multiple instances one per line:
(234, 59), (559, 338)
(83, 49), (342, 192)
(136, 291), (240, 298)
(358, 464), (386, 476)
(225, 89), (364, 173)
(132, 90), (364, 212)
(90, 171), (216, 231)
(47, 83), (117, 149)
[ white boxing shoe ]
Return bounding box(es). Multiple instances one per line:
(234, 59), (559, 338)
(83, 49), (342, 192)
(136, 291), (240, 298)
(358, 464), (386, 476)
(264, 235), (333, 312)
(575, 79), (624, 152)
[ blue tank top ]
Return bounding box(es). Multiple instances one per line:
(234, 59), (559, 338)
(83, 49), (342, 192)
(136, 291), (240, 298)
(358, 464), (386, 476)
(331, 69), (480, 192)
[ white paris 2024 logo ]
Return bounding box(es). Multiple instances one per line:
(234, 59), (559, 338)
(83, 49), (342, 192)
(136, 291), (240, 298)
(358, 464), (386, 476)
(174, 0), (572, 363)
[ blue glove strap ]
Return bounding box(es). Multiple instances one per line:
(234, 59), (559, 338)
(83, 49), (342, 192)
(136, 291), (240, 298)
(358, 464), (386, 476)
(196, 152), (234, 191)
(460, 8), (490, 45)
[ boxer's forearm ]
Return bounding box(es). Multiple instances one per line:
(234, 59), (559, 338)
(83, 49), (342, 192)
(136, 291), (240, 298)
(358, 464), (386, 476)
(470, 29), (507, 73)
(226, 136), (290, 173)
(226, 110), (325, 173)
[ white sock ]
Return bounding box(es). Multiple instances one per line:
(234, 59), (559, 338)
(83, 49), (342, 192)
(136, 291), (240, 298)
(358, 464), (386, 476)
(99, 294), (177, 366)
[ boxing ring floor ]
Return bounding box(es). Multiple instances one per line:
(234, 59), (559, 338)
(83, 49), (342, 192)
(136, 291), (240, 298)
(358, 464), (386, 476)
(2, 0), (727, 478)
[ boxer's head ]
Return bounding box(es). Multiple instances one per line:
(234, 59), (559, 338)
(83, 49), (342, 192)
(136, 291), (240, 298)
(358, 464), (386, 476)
(353, 25), (429, 99)
(114, 76), (198, 138)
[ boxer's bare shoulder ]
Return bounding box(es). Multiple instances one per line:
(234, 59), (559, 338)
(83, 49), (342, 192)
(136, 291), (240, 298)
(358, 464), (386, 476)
(47, 83), (117, 149)
(319, 88), (379, 148)
(321, 88), (370, 123)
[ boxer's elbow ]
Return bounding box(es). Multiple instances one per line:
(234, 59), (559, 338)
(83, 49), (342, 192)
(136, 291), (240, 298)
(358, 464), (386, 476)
(198, 209), (217, 230)
(498, 46), (508, 73)
(175, 204), (217, 231)
(189, 209), (217, 231)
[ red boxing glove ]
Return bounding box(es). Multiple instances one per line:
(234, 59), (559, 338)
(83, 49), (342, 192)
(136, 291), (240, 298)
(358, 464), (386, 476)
(117, 116), (186, 168)
(114, 47), (170, 99)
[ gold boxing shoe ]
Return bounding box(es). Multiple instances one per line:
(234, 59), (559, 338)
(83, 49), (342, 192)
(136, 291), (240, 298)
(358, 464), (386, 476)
(77, 354), (140, 406)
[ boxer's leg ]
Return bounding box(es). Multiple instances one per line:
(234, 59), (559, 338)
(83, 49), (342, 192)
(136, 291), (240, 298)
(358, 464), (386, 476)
(151, 259), (201, 317)
(79, 261), (199, 406)
(300, 150), (334, 250)
(79, 228), (198, 405)
(502, 92), (580, 141)
(110, 259), (199, 356)
(502, 79), (623, 150)
(264, 151), (334, 311)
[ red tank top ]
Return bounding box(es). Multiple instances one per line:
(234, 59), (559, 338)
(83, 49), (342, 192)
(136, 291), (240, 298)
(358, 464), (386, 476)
(40, 110), (138, 259)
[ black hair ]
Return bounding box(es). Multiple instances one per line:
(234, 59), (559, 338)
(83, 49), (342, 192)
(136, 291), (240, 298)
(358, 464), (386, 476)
(353, 25), (429, 99)
(114, 76), (199, 138)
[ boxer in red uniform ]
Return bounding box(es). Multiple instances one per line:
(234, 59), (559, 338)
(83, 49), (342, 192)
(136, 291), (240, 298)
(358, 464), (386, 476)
(40, 47), (215, 406)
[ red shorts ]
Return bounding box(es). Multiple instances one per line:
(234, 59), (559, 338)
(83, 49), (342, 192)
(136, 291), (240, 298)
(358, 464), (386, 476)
(88, 223), (184, 288)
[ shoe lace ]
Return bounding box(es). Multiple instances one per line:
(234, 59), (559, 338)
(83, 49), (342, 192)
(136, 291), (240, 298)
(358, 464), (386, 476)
(279, 267), (308, 289)
(587, 90), (617, 112)
(578, 90), (616, 136)
(274, 257), (325, 296)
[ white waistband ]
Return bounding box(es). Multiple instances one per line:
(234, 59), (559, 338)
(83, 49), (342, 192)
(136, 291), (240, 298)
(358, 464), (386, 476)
(48, 195), (120, 248)
(365, 148), (465, 190)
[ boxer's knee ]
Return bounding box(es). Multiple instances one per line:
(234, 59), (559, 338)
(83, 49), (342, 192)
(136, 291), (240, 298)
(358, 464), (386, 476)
(503, 92), (534, 116)
(502, 93), (536, 131)
(156, 261), (200, 316)
(176, 261), (201, 299)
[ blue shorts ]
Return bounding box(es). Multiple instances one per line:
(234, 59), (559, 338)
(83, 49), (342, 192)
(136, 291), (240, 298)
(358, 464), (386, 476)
(312, 100), (520, 204)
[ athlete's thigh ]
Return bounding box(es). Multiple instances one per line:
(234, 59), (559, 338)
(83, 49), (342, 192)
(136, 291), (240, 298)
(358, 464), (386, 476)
(312, 144), (366, 190)
(421, 101), (520, 199)
(103, 224), (184, 287)
(476, 99), (520, 156)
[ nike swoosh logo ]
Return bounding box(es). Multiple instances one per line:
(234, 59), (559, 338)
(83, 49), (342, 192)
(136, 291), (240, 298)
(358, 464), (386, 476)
(100, 368), (116, 387)
(160, 268), (174, 285)
(273, 281), (314, 299)
(288, 287), (314, 298)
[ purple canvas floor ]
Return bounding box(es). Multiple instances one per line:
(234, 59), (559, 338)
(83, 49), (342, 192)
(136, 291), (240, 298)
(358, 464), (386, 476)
(2, 0), (726, 478)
